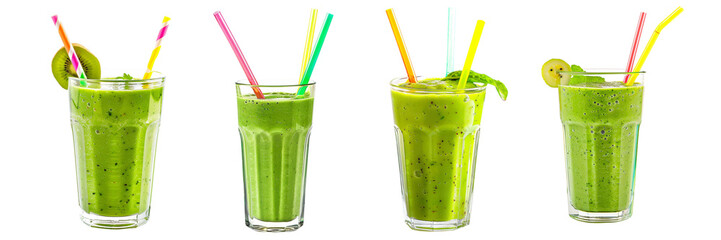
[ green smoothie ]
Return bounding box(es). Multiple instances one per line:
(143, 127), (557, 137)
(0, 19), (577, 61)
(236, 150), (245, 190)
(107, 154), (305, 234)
(70, 85), (164, 217)
(391, 79), (485, 223)
(559, 82), (643, 213)
(237, 92), (314, 223)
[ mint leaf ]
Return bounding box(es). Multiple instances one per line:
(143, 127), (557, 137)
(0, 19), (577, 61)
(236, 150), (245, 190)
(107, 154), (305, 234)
(569, 76), (604, 85)
(567, 65), (605, 85)
(114, 73), (135, 80)
(444, 70), (508, 101)
(571, 65), (584, 72)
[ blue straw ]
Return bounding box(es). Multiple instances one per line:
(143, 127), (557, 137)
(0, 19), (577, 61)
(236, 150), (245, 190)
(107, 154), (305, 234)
(446, 7), (455, 75)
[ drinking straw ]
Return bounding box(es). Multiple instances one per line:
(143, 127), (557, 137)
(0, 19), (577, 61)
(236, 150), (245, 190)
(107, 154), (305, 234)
(297, 13), (334, 96)
(626, 7), (683, 85)
(143, 16), (171, 79)
(446, 7), (455, 75)
(213, 11), (265, 99)
(385, 9), (417, 83)
(298, 9), (318, 84)
(457, 20), (486, 89)
(51, 15), (87, 86)
(623, 12), (646, 83)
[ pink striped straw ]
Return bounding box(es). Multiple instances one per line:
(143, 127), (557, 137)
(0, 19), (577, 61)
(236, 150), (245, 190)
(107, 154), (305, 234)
(213, 11), (264, 99)
(624, 12), (647, 83)
(143, 16), (170, 79)
(52, 15), (87, 85)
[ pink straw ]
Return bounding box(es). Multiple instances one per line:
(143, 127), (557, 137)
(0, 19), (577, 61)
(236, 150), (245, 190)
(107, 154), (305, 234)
(213, 11), (264, 99)
(624, 12), (647, 83)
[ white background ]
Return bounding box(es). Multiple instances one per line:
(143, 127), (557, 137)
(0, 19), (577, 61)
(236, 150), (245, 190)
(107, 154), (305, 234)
(0, 0), (717, 239)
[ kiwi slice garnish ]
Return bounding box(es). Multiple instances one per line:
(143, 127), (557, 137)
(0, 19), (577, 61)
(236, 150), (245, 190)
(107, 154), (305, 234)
(51, 43), (101, 89)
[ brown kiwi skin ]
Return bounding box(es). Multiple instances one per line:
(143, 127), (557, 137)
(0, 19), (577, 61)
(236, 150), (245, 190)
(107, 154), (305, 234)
(51, 43), (101, 89)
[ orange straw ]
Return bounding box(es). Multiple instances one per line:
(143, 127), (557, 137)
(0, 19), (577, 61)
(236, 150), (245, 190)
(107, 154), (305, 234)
(385, 9), (417, 83)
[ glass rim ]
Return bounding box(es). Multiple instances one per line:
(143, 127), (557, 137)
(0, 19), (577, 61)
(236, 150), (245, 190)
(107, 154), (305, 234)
(559, 71), (646, 75)
(390, 76), (487, 93)
(235, 81), (316, 87)
(69, 75), (166, 83)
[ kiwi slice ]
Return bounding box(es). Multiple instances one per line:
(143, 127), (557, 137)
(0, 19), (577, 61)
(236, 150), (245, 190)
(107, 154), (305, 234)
(541, 58), (571, 88)
(51, 43), (101, 89)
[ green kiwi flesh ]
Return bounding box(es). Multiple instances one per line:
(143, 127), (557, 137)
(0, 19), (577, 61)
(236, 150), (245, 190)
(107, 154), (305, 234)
(51, 43), (101, 89)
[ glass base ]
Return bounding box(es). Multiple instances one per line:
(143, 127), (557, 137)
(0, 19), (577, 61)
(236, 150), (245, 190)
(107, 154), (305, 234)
(80, 209), (150, 229)
(246, 217), (303, 232)
(405, 218), (469, 231)
(568, 204), (632, 223)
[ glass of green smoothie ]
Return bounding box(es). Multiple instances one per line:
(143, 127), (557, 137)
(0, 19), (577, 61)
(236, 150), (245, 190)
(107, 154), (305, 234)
(391, 76), (486, 231)
(69, 76), (165, 229)
(558, 70), (644, 223)
(236, 82), (315, 232)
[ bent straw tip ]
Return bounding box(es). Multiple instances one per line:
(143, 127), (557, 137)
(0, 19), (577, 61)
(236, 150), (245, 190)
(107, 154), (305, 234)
(162, 16), (171, 22)
(668, 6), (684, 18)
(51, 15), (58, 23)
(673, 6), (684, 16)
(656, 7), (684, 31)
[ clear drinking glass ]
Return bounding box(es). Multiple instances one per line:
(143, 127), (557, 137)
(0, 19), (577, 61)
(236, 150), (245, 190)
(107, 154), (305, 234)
(390, 77), (486, 231)
(558, 70), (644, 223)
(69, 76), (165, 229)
(236, 82), (316, 232)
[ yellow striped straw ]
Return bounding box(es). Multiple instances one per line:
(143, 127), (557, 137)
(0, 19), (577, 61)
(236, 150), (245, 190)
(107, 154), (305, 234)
(299, 9), (318, 84)
(143, 16), (171, 79)
(626, 7), (683, 85)
(457, 20), (485, 90)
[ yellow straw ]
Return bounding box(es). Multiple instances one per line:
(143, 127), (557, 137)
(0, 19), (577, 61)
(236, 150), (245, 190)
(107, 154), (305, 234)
(143, 16), (171, 79)
(626, 7), (683, 85)
(298, 9), (318, 84)
(457, 20), (485, 89)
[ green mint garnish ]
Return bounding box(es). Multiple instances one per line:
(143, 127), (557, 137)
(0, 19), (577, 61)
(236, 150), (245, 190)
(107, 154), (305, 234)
(571, 65), (584, 72)
(569, 76), (605, 85)
(567, 65), (605, 85)
(443, 70), (508, 101)
(114, 73), (135, 80)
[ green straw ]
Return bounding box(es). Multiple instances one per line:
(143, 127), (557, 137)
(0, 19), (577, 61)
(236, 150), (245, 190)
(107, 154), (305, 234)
(446, 8), (455, 75)
(297, 13), (334, 95)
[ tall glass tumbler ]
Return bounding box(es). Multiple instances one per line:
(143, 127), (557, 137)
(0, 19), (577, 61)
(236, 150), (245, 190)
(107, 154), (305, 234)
(236, 82), (315, 232)
(69, 76), (165, 229)
(558, 70), (644, 223)
(390, 77), (486, 231)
